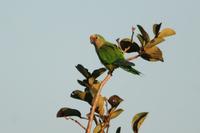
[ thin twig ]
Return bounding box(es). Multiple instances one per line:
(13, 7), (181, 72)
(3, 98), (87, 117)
(65, 117), (86, 130)
(126, 54), (140, 61)
(131, 26), (135, 42)
(86, 74), (111, 133)
(105, 99), (109, 113)
(101, 117), (110, 133)
(124, 46), (131, 53)
(81, 116), (88, 120)
(106, 124), (110, 133)
(94, 115), (98, 125)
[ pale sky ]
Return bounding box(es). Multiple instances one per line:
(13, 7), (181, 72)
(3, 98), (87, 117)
(0, 0), (200, 133)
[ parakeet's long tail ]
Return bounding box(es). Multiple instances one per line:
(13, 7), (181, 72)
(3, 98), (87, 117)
(114, 60), (141, 75)
(120, 65), (141, 75)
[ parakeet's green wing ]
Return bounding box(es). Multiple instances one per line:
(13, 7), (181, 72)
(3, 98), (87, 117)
(96, 43), (124, 72)
(97, 43), (124, 64)
(94, 38), (140, 75)
(96, 43), (140, 75)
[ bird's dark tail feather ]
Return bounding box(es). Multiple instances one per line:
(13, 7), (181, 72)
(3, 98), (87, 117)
(114, 60), (141, 75)
(120, 65), (141, 75)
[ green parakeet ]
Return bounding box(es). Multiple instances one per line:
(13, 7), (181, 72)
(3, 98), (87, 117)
(90, 34), (140, 75)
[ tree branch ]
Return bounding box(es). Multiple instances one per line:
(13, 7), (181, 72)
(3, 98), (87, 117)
(106, 125), (110, 133)
(65, 117), (86, 130)
(126, 54), (140, 61)
(85, 51), (139, 133)
(86, 74), (112, 133)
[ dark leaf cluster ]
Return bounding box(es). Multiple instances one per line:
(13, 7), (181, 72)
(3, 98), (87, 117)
(57, 65), (125, 133)
(117, 23), (175, 62)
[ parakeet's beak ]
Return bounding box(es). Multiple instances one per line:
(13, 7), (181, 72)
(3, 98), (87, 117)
(90, 35), (97, 45)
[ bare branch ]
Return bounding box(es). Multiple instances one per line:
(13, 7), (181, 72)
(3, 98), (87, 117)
(86, 74), (112, 133)
(106, 124), (110, 133)
(65, 117), (86, 130)
(105, 99), (109, 113)
(124, 46), (131, 53)
(126, 54), (140, 61)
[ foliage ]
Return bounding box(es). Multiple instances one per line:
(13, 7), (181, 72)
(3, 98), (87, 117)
(57, 23), (175, 133)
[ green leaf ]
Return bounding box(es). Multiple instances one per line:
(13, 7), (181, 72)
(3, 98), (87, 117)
(92, 67), (107, 79)
(108, 95), (123, 108)
(57, 107), (81, 118)
(71, 90), (93, 104)
(153, 23), (162, 37)
(132, 112), (148, 133)
(119, 38), (140, 53)
(137, 25), (150, 43)
(116, 127), (121, 133)
(110, 109), (124, 119)
(76, 64), (91, 79)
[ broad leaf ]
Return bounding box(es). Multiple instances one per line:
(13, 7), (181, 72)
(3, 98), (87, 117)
(77, 79), (89, 87)
(119, 38), (140, 53)
(137, 25), (150, 43)
(93, 96), (105, 116)
(90, 83), (101, 95)
(132, 112), (148, 133)
(145, 37), (165, 49)
(71, 90), (93, 104)
(71, 90), (85, 100)
(158, 28), (176, 38)
(92, 67), (107, 79)
(84, 87), (91, 93)
(108, 95), (123, 108)
(57, 107), (81, 118)
(93, 123), (104, 133)
(137, 34), (145, 47)
(110, 109), (124, 119)
(116, 127), (121, 133)
(76, 64), (91, 79)
(88, 77), (95, 86)
(153, 23), (162, 37)
(141, 46), (164, 62)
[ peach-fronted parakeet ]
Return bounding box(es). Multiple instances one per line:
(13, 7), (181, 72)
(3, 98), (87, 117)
(90, 34), (140, 75)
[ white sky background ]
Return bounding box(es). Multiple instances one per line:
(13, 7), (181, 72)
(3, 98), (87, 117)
(0, 0), (200, 132)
